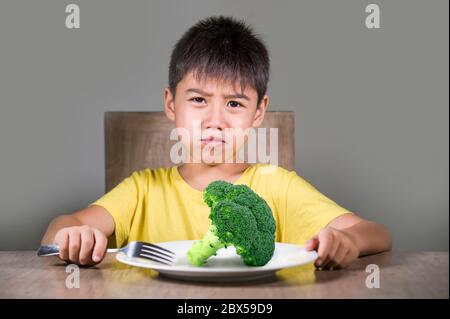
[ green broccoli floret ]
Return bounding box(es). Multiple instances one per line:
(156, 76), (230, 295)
(187, 180), (276, 267)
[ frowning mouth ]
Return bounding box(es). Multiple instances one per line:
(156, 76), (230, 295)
(200, 137), (225, 146)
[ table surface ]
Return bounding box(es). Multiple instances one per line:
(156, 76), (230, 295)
(0, 251), (448, 299)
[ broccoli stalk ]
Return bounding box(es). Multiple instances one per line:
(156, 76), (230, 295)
(187, 227), (223, 266)
(187, 180), (276, 267)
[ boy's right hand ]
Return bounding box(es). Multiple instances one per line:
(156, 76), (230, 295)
(53, 225), (108, 266)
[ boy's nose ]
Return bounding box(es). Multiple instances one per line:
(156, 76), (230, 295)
(204, 106), (226, 131)
(204, 120), (225, 131)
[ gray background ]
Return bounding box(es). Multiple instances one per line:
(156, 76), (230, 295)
(0, 0), (448, 250)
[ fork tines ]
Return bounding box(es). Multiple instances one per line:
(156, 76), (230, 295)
(137, 242), (176, 265)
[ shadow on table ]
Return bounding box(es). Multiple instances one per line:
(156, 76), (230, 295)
(153, 253), (398, 288)
(151, 264), (337, 287)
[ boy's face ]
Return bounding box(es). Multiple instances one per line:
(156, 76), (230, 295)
(164, 72), (269, 165)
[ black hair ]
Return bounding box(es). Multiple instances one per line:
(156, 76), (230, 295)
(169, 16), (270, 105)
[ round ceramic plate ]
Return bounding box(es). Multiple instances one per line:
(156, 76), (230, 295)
(116, 240), (317, 282)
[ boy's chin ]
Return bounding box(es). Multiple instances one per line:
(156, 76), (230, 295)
(199, 156), (232, 166)
(190, 146), (235, 165)
(202, 161), (221, 167)
(191, 153), (236, 166)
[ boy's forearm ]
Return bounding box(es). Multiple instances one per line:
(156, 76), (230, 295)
(41, 215), (83, 245)
(341, 221), (392, 256)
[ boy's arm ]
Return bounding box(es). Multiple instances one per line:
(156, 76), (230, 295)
(305, 213), (392, 269)
(40, 205), (115, 265)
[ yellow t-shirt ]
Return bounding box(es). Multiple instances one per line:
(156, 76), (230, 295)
(89, 164), (351, 248)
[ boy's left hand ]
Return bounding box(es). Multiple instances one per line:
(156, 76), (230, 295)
(305, 227), (360, 270)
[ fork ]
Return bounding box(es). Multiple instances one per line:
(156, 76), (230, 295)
(37, 241), (176, 265)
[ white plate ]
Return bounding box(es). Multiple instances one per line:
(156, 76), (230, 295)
(116, 240), (318, 282)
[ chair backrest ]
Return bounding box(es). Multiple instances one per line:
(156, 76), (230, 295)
(104, 111), (294, 192)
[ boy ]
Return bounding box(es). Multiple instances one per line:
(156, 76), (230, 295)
(41, 16), (391, 269)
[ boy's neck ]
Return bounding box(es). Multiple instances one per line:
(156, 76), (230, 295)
(177, 162), (251, 192)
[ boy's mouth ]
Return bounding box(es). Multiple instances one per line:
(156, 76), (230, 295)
(200, 136), (225, 146)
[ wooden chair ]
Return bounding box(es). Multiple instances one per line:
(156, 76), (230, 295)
(104, 111), (294, 192)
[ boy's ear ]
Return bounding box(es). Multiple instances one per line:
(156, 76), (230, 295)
(164, 87), (175, 121)
(252, 95), (269, 127)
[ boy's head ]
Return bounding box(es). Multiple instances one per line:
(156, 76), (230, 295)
(164, 16), (271, 165)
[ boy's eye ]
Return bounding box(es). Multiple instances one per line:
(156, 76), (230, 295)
(227, 101), (242, 108)
(190, 97), (206, 104)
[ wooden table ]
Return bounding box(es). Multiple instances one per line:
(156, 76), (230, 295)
(0, 251), (447, 299)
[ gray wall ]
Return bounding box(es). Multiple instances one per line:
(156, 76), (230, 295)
(0, 0), (448, 250)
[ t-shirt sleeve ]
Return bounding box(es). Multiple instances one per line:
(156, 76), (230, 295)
(277, 169), (352, 245)
(88, 170), (145, 247)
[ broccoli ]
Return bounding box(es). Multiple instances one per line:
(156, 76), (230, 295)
(187, 180), (276, 267)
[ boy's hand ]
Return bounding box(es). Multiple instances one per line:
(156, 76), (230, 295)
(305, 227), (359, 270)
(53, 225), (108, 266)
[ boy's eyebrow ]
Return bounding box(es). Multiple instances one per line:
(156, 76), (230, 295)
(186, 88), (213, 96)
(223, 93), (250, 101)
(185, 88), (250, 101)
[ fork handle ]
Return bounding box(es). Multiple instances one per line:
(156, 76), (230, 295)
(37, 244), (120, 256)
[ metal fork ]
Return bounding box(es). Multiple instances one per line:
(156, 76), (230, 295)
(37, 241), (176, 265)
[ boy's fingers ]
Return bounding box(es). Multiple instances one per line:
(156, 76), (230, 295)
(322, 241), (340, 268)
(55, 231), (69, 261)
(305, 237), (319, 251)
(68, 231), (81, 263)
(316, 230), (333, 266)
(333, 246), (349, 266)
(92, 229), (107, 263)
(326, 260), (340, 270)
(329, 250), (351, 269)
(79, 228), (94, 265)
(328, 240), (340, 261)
